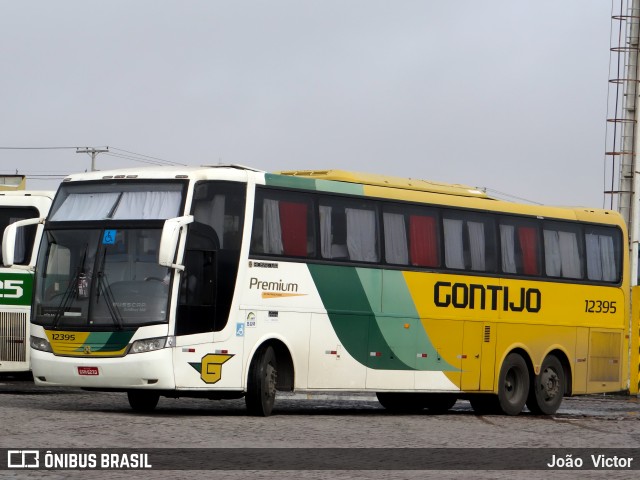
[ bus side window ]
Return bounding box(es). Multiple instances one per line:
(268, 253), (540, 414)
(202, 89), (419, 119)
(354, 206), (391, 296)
(499, 218), (541, 276)
(0, 207), (39, 265)
(443, 211), (495, 272)
(585, 227), (620, 282)
(319, 197), (379, 263)
(251, 189), (315, 258)
(543, 222), (584, 279)
(383, 205), (440, 268)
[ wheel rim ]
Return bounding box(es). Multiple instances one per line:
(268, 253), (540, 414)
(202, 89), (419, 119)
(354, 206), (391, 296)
(539, 367), (560, 402)
(504, 369), (519, 401)
(264, 362), (276, 401)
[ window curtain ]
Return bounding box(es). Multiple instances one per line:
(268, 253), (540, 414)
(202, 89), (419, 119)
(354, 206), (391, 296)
(544, 229), (581, 278)
(586, 233), (617, 282)
(346, 208), (377, 262)
(585, 234), (602, 281)
(599, 235), (617, 281)
(558, 231), (581, 278)
(112, 191), (181, 220)
(279, 201), (308, 256)
(50, 193), (120, 221)
(410, 215), (438, 267)
(518, 227), (539, 275)
(262, 199), (283, 254)
(383, 212), (408, 264)
(443, 218), (465, 269)
(319, 205), (332, 258)
(543, 230), (562, 276)
(500, 224), (517, 274)
(467, 221), (486, 271)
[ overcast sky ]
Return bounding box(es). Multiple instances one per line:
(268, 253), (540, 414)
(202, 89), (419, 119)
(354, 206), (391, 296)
(0, 1), (616, 208)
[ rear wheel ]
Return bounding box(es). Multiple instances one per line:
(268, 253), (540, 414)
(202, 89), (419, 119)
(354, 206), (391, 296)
(497, 353), (530, 416)
(526, 355), (565, 415)
(246, 345), (277, 416)
(127, 391), (160, 412)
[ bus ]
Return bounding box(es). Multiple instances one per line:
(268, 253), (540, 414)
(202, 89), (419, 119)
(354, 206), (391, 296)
(9, 165), (638, 415)
(0, 188), (53, 374)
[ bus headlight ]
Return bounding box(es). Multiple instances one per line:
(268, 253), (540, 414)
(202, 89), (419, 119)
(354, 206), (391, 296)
(30, 335), (53, 353)
(129, 336), (175, 354)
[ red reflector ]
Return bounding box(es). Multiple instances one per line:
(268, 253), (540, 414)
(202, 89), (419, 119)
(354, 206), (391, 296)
(77, 367), (99, 376)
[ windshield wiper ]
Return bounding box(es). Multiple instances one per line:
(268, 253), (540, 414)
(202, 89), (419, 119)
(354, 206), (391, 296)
(95, 248), (124, 330)
(52, 247), (88, 329)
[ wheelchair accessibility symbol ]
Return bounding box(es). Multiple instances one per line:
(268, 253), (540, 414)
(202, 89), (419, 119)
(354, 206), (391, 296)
(236, 322), (245, 337)
(102, 230), (117, 245)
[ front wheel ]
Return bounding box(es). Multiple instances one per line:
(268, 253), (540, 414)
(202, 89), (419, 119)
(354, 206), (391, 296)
(497, 353), (530, 416)
(127, 391), (160, 412)
(246, 345), (277, 416)
(526, 355), (565, 415)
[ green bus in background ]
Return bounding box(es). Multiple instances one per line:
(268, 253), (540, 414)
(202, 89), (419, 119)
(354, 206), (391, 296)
(0, 176), (53, 374)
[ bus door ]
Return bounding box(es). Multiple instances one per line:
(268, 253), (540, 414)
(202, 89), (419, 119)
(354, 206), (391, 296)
(173, 222), (235, 388)
(461, 321), (496, 391)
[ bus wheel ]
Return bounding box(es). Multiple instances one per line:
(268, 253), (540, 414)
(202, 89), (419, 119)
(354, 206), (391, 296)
(246, 345), (277, 416)
(127, 391), (160, 412)
(497, 353), (529, 416)
(376, 393), (425, 413)
(526, 355), (565, 415)
(423, 394), (457, 413)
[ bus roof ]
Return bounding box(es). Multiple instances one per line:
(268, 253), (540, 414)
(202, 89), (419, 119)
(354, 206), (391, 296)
(278, 169), (491, 199)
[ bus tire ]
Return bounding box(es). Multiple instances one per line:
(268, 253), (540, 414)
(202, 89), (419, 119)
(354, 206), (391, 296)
(497, 353), (529, 416)
(127, 391), (160, 412)
(246, 345), (277, 416)
(526, 354), (565, 415)
(423, 394), (457, 413)
(376, 393), (425, 413)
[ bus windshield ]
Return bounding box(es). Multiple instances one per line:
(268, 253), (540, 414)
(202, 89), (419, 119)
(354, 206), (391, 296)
(33, 227), (171, 328)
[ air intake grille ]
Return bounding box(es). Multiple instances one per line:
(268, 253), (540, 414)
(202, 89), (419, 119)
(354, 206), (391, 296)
(0, 311), (28, 362)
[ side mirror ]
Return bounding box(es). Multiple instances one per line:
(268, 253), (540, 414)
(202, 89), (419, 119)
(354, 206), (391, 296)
(158, 215), (194, 269)
(2, 217), (43, 268)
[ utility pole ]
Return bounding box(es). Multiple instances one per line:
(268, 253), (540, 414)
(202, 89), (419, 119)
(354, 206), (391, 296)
(76, 147), (109, 172)
(607, 1), (640, 285)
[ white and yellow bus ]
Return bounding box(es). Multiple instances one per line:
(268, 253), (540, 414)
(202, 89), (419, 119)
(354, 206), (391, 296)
(9, 165), (637, 415)
(0, 185), (53, 374)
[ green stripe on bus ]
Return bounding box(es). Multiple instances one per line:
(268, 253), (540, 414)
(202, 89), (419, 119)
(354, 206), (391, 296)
(264, 173), (364, 196)
(264, 173), (318, 191)
(379, 270), (456, 371)
(308, 264), (457, 371)
(74, 331), (135, 352)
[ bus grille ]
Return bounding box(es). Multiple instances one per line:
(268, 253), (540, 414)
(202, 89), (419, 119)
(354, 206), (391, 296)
(0, 311), (28, 362)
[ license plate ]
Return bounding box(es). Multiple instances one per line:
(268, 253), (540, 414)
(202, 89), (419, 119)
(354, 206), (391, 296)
(77, 366), (99, 376)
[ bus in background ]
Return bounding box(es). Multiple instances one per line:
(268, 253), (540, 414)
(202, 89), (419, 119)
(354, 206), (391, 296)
(11, 165), (638, 415)
(0, 175), (53, 374)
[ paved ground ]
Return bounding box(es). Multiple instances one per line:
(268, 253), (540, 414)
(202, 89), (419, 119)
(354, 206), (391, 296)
(0, 375), (638, 479)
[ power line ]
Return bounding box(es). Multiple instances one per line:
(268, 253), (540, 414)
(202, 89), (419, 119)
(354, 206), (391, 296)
(1, 144), (185, 169)
(110, 147), (185, 166)
(0, 146), (78, 150)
